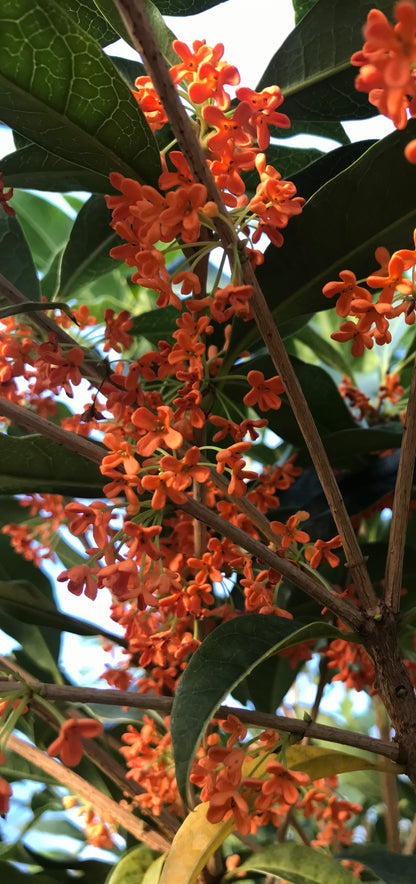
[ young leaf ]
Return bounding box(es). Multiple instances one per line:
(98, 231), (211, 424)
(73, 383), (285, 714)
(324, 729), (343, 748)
(0, 0), (161, 186)
(105, 844), (156, 883)
(158, 802), (234, 884)
(10, 191), (72, 275)
(171, 615), (345, 802)
(237, 843), (361, 884)
(285, 744), (403, 779)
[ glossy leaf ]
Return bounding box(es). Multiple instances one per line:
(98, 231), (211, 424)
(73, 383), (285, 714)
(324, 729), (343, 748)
(1, 145), (111, 193)
(337, 845), (416, 884)
(0, 0), (161, 186)
(10, 191), (73, 274)
(237, 123), (416, 356)
(285, 744), (403, 779)
(293, 0), (319, 24)
(105, 845), (156, 884)
(131, 304), (179, 343)
(171, 615), (345, 802)
(151, 0), (227, 14)
(238, 843), (359, 884)
(159, 802), (234, 884)
(0, 213), (40, 302)
(257, 0), (395, 122)
(291, 139), (377, 201)
(0, 579), (127, 647)
(61, 0), (118, 45)
(142, 854), (167, 884)
(58, 195), (123, 298)
(0, 434), (104, 496)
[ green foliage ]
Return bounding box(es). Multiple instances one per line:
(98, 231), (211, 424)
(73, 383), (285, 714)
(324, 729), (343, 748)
(171, 616), (345, 801)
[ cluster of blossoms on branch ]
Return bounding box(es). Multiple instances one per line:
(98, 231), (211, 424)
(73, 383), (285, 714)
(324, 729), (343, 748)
(2, 17), (416, 857)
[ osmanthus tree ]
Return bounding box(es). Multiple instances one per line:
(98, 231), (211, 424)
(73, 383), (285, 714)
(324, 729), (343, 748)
(3, 0), (416, 881)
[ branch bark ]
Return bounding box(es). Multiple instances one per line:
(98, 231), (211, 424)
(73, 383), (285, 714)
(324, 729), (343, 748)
(6, 732), (170, 851)
(384, 354), (416, 611)
(0, 679), (400, 762)
(112, 0), (377, 613)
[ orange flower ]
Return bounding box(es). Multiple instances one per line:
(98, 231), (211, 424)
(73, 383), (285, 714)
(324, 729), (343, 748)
(322, 270), (371, 317)
(160, 183), (217, 244)
(271, 511), (310, 548)
(0, 173), (15, 216)
(47, 718), (103, 767)
(331, 321), (374, 357)
(243, 370), (284, 411)
(132, 405), (183, 456)
(236, 85), (290, 149)
(304, 536), (342, 569)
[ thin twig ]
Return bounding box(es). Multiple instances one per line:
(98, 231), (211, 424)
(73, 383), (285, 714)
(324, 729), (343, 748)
(112, 0), (377, 614)
(0, 679), (400, 762)
(384, 354), (416, 612)
(6, 732), (170, 851)
(0, 397), (104, 463)
(374, 695), (401, 852)
(0, 273), (120, 392)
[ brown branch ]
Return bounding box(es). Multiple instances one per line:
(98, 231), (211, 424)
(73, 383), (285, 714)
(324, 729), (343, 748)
(0, 679), (400, 762)
(0, 395), (361, 627)
(0, 397), (104, 463)
(6, 732), (170, 851)
(180, 496), (364, 629)
(112, 0), (377, 614)
(374, 695), (401, 852)
(384, 354), (416, 612)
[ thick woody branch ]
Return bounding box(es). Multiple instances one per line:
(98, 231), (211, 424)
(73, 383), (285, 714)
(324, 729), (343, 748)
(112, 0), (377, 613)
(0, 679), (399, 763)
(6, 732), (170, 851)
(384, 354), (416, 611)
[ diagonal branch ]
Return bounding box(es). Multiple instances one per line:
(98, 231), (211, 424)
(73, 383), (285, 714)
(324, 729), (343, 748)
(0, 679), (400, 763)
(0, 396), (361, 626)
(6, 732), (170, 851)
(112, 0), (377, 613)
(384, 354), (416, 612)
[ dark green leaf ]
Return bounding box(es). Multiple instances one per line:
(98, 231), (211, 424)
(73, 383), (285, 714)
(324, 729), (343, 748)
(256, 123), (416, 336)
(10, 192), (72, 274)
(60, 0), (119, 46)
(171, 615), (345, 801)
(131, 304), (179, 343)
(257, 0), (395, 122)
(151, 0), (227, 14)
(0, 212), (40, 301)
(0, 434), (104, 496)
(293, 0), (318, 24)
(338, 845), (415, 884)
(1, 145), (111, 193)
(0, 0), (161, 186)
(275, 118), (351, 146)
(239, 844), (360, 883)
(304, 425), (403, 469)
(58, 195), (123, 298)
(291, 139), (377, 201)
(0, 579), (126, 647)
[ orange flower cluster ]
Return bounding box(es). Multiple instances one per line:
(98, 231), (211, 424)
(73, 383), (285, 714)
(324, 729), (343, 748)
(120, 715), (182, 816)
(351, 1), (416, 130)
(323, 235), (416, 355)
(189, 715), (361, 841)
(107, 38), (304, 321)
